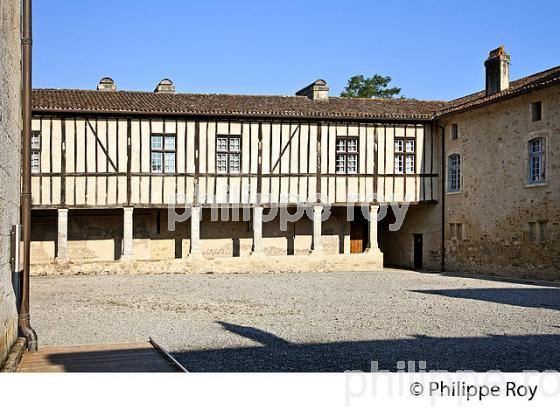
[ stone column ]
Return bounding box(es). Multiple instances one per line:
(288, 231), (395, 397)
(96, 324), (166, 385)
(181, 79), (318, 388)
(189, 206), (202, 259)
(121, 207), (134, 260)
(311, 204), (323, 254)
(365, 204), (383, 260)
(251, 206), (265, 257)
(56, 208), (69, 262)
(369, 204), (379, 250)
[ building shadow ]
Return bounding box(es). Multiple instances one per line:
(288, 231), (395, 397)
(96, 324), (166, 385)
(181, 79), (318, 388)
(171, 321), (560, 372)
(22, 322), (560, 372)
(412, 288), (560, 311)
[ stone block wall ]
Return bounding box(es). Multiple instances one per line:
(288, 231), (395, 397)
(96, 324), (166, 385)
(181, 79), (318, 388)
(440, 85), (560, 280)
(381, 203), (442, 271)
(0, 0), (21, 365)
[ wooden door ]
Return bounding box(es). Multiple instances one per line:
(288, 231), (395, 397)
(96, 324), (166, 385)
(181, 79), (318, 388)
(413, 234), (423, 269)
(350, 221), (364, 254)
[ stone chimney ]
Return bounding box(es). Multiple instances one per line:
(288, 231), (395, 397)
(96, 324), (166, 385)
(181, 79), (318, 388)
(296, 79), (329, 101)
(484, 46), (510, 96)
(97, 77), (116, 91)
(154, 79), (176, 93)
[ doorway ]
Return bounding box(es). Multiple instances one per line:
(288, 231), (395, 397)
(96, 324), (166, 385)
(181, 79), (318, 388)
(350, 209), (368, 254)
(413, 234), (423, 269)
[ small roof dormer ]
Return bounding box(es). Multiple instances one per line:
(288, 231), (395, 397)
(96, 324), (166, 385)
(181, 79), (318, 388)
(154, 79), (176, 93)
(97, 77), (116, 91)
(296, 79), (329, 101)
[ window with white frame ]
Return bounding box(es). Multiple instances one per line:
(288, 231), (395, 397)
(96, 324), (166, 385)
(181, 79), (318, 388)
(528, 138), (545, 184)
(31, 132), (41, 173)
(335, 137), (359, 174)
(151, 134), (176, 173)
(394, 137), (415, 174)
(448, 154), (461, 192)
(216, 135), (241, 174)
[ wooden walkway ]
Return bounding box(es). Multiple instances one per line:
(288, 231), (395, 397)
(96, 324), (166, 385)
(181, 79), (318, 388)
(17, 342), (177, 372)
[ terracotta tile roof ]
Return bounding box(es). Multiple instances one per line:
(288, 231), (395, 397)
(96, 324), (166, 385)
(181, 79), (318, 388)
(32, 88), (446, 121)
(438, 65), (560, 116)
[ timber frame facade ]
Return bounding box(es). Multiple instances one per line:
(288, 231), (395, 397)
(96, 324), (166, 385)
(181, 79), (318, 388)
(29, 117), (439, 208)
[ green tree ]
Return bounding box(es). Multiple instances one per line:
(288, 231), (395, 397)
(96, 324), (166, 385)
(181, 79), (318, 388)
(340, 74), (401, 99)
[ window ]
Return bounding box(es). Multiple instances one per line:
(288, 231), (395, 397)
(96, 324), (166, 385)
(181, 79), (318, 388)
(450, 223), (464, 241)
(151, 134), (176, 173)
(528, 221), (547, 243)
(335, 137), (359, 174)
(538, 221), (547, 242)
(394, 137), (415, 174)
(448, 154), (461, 192)
(31, 132), (41, 173)
(216, 135), (241, 173)
(528, 222), (537, 242)
(532, 101), (542, 121)
(528, 138), (545, 184)
(451, 124), (459, 140)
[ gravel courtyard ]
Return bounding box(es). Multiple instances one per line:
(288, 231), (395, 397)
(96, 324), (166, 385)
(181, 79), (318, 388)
(30, 269), (560, 371)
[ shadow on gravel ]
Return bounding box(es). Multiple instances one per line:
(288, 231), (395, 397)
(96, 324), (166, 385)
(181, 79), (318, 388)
(173, 321), (560, 372)
(412, 288), (560, 311)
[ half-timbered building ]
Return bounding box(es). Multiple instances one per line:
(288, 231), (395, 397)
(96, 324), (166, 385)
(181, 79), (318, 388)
(29, 78), (445, 271)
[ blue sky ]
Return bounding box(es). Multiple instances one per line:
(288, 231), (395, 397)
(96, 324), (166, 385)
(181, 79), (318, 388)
(34, 0), (560, 101)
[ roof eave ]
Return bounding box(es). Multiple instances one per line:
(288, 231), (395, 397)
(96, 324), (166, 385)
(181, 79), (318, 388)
(31, 107), (434, 122)
(436, 76), (560, 118)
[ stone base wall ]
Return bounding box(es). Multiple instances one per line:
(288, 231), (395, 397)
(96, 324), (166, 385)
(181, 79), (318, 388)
(0, 0), (21, 366)
(30, 253), (383, 276)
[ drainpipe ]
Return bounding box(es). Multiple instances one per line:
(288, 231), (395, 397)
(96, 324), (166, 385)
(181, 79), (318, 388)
(436, 121), (446, 273)
(20, 0), (38, 351)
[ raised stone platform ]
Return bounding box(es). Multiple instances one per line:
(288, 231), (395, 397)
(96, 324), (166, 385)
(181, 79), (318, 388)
(30, 253), (383, 276)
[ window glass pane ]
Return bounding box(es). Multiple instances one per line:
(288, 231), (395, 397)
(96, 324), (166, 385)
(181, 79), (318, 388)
(217, 138), (228, 152)
(164, 152), (175, 173)
(532, 102), (542, 121)
(405, 155), (415, 173)
(335, 154), (346, 173)
(151, 152), (163, 172)
(538, 221), (546, 242)
(394, 139), (404, 153)
(217, 153), (228, 173)
(405, 140), (415, 153)
(31, 151), (40, 172)
(31, 133), (41, 150)
(164, 135), (175, 150)
(451, 124), (459, 140)
(347, 154), (358, 173)
(394, 155), (404, 173)
(448, 155), (461, 191)
(151, 135), (163, 150)
(229, 153), (240, 172)
(336, 139), (346, 153)
(347, 139), (358, 153)
(229, 137), (241, 152)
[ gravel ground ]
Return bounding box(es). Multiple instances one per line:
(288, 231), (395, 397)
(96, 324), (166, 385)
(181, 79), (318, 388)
(30, 269), (560, 371)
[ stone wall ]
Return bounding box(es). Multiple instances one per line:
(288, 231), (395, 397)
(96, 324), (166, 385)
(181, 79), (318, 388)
(440, 84), (560, 280)
(0, 0), (21, 365)
(382, 203), (442, 271)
